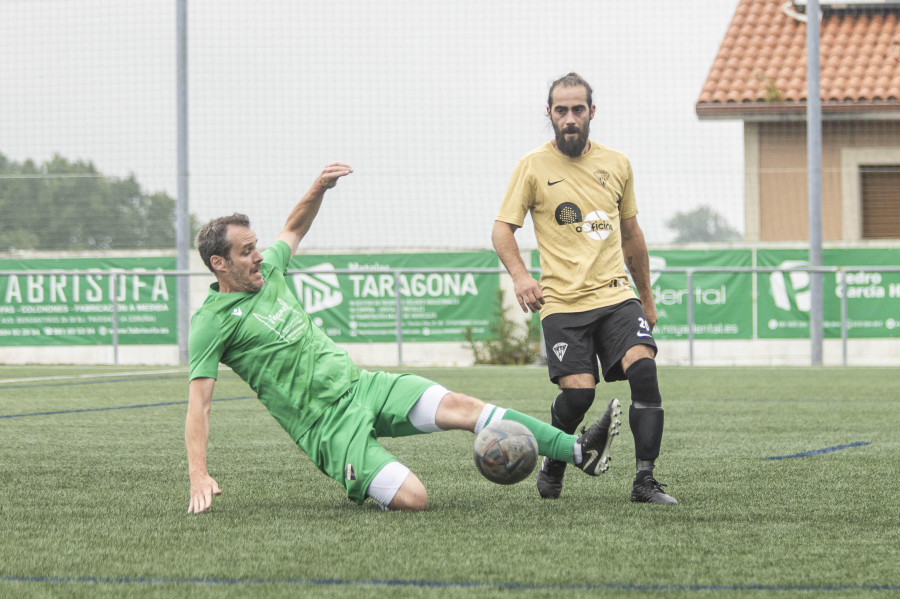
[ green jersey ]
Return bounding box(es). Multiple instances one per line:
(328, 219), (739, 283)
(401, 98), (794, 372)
(188, 240), (360, 441)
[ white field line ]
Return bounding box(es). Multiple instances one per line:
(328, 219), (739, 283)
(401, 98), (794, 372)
(0, 368), (188, 384)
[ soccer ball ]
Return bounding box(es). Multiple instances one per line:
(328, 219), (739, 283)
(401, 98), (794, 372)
(473, 420), (538, 485)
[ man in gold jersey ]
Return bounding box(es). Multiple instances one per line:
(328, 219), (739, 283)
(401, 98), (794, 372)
(493, 73), (677, 504)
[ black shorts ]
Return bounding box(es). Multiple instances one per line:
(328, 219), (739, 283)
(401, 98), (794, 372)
(542, 298), (658, 384)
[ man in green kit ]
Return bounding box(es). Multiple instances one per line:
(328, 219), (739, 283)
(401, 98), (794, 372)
(185, 162), (621, 513)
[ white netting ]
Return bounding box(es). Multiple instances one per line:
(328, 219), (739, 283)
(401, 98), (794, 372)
(0, 0), (746, 251)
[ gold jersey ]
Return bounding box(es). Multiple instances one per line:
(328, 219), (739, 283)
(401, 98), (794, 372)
(497, 141), (639, 317)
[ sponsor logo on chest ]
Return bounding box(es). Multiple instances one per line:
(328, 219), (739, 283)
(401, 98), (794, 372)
(554, 202), (614, 241)
(252, 297), (308, 343)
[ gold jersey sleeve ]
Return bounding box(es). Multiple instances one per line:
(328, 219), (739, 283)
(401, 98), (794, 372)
(497, 141), (639, 317)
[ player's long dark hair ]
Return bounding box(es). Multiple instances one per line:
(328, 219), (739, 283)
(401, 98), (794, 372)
(548, 72), (593, 107)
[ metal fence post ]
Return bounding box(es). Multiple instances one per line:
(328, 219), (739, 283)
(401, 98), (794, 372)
(394, 270), (403, 367)
(111, 271), (120, 366)
(840, 268), (848, 366)
(686, 269), (695, 366)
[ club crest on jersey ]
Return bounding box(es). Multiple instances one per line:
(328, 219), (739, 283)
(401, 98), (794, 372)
(552, 342), (568, 361)
(344, 463), (357, 481)
(593, 170), (610, 187)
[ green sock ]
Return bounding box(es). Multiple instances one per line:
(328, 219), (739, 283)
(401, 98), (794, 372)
(501, 409), (576, 464)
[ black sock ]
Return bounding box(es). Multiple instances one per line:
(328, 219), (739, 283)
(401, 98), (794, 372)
(629, 404), (664, 462)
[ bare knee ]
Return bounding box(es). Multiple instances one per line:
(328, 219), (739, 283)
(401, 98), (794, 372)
(622, 345), (656, 373)
(439, 391), (485, 413)
(558, 373), (595, 389)
(388, 472), (428, 511)
(434, 392), (485, 431)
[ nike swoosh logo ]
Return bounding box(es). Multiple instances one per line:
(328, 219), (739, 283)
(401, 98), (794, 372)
(547, 179), (565, 186)
(636, 331), (653, 338)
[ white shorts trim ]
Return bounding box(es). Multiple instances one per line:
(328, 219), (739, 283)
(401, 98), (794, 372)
(366, 461), (411, 509)
(408, 384), (449, 433)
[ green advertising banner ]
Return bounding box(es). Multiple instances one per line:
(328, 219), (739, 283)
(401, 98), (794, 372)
(531, 249), (753, 340)
(287, 251), (499, 342)
(758, 248), (900, 338)
(0, 257), (176, 346)
(647, 249), (753, 340)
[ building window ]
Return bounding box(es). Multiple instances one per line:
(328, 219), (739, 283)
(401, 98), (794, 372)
(860, 165), (900, 239)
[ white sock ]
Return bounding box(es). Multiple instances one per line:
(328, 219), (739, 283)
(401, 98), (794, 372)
(573, 441), (583, 465)
(474, 403), (507, 435)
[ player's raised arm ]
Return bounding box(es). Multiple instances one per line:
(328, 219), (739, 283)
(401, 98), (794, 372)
(492, 220), (544, 313)
(276, 162), (354, 258)
(186, 377), (221, 514)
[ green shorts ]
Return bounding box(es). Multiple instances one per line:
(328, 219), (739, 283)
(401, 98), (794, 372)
(298, 369), (436, 505)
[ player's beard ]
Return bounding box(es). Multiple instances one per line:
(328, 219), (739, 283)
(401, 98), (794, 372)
(554, 121), (590, 158)
(225, 259), (264, 293)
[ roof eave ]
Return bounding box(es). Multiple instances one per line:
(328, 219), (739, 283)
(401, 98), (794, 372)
(696, 101), (900, 122)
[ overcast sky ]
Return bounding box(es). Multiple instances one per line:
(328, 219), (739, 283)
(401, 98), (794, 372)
(0, 0), (743, 249)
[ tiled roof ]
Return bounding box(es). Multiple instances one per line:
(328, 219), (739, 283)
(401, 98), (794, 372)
(697, 0), (900, 117)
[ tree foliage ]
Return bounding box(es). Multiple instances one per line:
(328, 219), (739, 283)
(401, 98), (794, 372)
(0, 152), (181, 251)
(665, 205), (742, 243)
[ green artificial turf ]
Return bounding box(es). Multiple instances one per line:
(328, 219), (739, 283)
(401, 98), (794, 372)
(0, 365), (897, 598)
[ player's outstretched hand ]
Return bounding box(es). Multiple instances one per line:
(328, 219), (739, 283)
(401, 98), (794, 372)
(513, 275), (545, 313)
(317, 162), (353, 190)
(188, 474), (222, 514)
